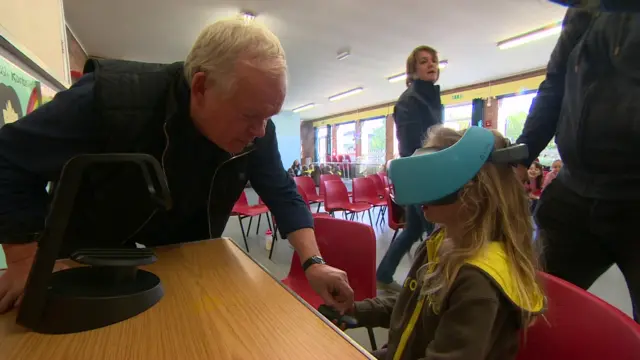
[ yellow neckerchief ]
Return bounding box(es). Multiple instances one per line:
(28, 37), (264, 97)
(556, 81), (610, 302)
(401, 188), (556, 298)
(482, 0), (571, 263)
(393, 230), (544, 360)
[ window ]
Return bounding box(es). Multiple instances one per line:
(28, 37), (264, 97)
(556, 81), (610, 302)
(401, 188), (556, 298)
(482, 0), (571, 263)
(336, 122), (356, 159)
(498, 93), (559, 166)
(315, 126), (328, 162)
(360, 117), (386, 164)
(443, 104), (472, 131)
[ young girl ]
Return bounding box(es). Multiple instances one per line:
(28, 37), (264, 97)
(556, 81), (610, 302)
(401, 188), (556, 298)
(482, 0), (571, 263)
(525, 162), (544, 199)
(350, 127), (544, 360)
(542, 159), (562, 189)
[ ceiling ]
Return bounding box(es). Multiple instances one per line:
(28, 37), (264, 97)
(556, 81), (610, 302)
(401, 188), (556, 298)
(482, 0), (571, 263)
(64, 0), (568, 120)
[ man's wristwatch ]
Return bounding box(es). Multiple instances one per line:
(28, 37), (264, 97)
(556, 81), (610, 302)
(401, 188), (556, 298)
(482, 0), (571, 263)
(302, 255), (326, 271)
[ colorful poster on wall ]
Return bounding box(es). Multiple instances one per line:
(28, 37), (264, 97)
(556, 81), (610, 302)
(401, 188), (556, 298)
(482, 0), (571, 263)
(40, 83), (57, 104)
(0, 55), (41, 128)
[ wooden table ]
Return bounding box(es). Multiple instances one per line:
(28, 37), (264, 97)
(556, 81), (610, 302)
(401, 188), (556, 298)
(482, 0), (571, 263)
(0, 238), (374, 360)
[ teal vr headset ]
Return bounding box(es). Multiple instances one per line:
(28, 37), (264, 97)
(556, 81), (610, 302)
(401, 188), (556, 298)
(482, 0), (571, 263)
(387, 126), (528, 206)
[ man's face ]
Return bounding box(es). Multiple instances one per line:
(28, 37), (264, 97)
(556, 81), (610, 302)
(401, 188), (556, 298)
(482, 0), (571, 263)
(189, 62), (285, 154)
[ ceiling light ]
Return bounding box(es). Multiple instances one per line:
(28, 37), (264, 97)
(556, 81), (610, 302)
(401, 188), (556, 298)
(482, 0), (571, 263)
(337, 48), (351, 61)
(497, 22), (562, 50)
(386, 60), (449, 83)
(240, 11), (256, 22)
(329, 87), (363, 102)
(292, 103), (316, 113)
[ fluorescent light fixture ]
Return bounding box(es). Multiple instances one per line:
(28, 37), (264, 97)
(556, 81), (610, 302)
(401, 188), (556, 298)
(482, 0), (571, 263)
(328, 87), (363, 102)
(240, 11), (256, 22)
(497, 22), (562, 50)
(387, 60), (449, 83)
(336, 51), (350, 61)
(292, 103), (316, 113)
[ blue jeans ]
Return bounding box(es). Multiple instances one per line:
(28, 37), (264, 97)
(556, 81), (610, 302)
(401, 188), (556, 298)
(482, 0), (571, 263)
(376, 204), (434, 284)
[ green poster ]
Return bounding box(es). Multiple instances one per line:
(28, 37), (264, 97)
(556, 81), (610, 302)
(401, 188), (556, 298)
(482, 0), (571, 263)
(0, 55), (41, 128)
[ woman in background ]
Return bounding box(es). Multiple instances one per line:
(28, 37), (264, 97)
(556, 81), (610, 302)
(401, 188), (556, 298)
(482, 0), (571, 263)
(377, 45), (441, 292)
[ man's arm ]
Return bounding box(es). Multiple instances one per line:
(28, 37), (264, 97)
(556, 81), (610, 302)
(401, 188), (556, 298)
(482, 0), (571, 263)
(516, 9), (594, 166)
(248, 121), (354, 312)
(0, 74), (103, 244)
(550, 0), (640, 11)
(248, 120), (317, 259)
(395, 98), (424, 158)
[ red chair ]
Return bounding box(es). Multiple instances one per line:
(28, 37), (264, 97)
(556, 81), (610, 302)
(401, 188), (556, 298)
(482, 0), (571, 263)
(352, 177), (386, 225)
(231, 191), (271, 252)
(319, 174), (341, 196)
(294, 176), (323, 212)
(385, 188), (405, 242)
(516, 272), (640, 360)
(324, 180), (373, 226)
(268, 185), (332, 259)
(367, 174), (385, 198)
(281, 216), (377, 349)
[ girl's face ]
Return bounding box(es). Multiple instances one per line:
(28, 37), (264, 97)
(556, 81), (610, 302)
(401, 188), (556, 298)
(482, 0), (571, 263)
(551, 160), (562, 173)
(528, 164), (542, 178)
(415, 51), (439, 83)
(422, 201), (463, 227)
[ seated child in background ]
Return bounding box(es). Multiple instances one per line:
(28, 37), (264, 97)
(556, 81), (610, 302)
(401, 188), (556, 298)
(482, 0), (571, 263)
(542, 159), (562, 189)
(525, 162), (544, 213)
(348, 127), (544, 360)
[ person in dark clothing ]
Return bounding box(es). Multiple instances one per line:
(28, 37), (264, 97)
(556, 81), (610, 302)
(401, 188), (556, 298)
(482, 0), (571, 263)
(377, 46), (440, 292)
(516, 3), (640, 321)
(0, 18), (353, 314)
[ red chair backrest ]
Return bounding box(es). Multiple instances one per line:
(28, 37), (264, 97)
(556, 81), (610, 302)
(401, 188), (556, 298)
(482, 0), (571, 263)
(385, 188), (404, 230)
(294, 176), (318, 198)
(325, 154), (331, 163)
(516, 272), (640, 360)
(352, 177), (378, 203)
(295, 185), (312, 211)
(331, 155), (338, 163)
(367, 174), (385, 197)
(319, 174), (341, 196)
(337, 155), (344, 162)
(324, 180), (351, 211)
(235, 190), (249, 206)
(286, 217), (376, 301)
(344, 155), (352, 162)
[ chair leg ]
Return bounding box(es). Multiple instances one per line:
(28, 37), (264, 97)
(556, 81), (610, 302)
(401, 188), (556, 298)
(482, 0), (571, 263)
(246, 216), (253, 237)
(238, 217), (250, 252)
(391, 229), (399, 242)
(269, 224), (278, 260)
(367, 209), (374, 227)
(316, 202), (321, 213)
(367, 327), (377, 351)
(265, 214), (273, 232)
(255, 214), (262, 235)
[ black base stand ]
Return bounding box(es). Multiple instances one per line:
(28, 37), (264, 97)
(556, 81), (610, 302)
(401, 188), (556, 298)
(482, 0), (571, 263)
(31, 265), (163, 334)
(16, 155), (172, 334)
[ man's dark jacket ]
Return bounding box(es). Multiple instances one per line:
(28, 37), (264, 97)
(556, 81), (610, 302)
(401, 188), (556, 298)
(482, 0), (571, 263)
(0, 59), (312, 254)
(517, 9), (640, 199)
(394, 79), (442, 158)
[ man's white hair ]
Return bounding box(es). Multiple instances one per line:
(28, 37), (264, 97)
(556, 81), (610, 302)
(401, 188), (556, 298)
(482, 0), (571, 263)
(184, 17), (287, 93)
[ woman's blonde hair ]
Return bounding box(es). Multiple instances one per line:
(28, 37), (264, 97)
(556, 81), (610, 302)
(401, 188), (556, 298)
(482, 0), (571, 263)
(419, 126), (541, 326)
(406, 45), (439, 87)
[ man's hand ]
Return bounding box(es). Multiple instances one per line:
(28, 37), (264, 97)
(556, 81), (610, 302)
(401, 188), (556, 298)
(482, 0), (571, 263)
(305, 264), (354, 314)
(0, 243), (68, 313)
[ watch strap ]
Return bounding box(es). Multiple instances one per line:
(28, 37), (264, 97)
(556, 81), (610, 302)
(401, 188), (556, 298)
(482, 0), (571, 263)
(302, 255), (326, 271)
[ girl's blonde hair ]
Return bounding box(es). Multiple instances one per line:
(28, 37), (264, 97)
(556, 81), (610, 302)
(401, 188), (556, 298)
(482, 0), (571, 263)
(419, 126), (541, 326)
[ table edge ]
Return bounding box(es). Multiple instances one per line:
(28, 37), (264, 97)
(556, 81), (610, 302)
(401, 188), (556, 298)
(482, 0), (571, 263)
(213, 237), (375, 359)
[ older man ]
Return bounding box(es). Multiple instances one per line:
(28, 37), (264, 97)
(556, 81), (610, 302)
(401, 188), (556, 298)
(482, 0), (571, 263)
(0, 18), (353, 313)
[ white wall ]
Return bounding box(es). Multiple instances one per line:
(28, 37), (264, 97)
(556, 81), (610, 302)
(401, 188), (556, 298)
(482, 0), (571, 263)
(271, 111), (301, 170)
(0, 0), (70, 85)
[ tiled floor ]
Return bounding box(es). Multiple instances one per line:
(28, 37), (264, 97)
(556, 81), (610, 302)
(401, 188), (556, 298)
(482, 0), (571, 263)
(225, 188), (634, 351)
